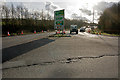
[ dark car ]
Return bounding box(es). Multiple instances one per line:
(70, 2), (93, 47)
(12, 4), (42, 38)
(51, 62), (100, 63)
(80, 27), (86, 32)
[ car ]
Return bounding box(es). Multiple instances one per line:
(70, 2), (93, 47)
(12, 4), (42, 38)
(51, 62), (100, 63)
(80, 27), (86, 32)
(70, 25), (78, 34)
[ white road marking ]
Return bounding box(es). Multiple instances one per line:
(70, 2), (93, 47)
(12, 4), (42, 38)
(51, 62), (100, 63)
(78, 32), (98, 38)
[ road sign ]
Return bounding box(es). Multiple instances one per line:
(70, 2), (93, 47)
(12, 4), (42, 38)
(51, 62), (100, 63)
(54, 10), (64, 30)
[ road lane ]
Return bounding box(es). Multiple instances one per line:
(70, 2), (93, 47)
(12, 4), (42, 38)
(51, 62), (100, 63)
(2, 56), (118, 78)
(2, 32), (54, 49)
(78, 32), (118, 49)
(2, 31), (119, 78)
(2, 38), (55, 62)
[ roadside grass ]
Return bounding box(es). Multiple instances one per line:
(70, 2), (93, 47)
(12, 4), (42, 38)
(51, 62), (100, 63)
(89, 29), (120, 37)
(101, 33), (120, 37)
(2, 31), (48, 37)
(8, 32), (34, 36)
(2, 29), (57, 37)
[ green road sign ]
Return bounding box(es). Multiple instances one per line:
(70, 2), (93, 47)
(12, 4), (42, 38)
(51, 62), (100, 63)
(54, 10), (64, 30)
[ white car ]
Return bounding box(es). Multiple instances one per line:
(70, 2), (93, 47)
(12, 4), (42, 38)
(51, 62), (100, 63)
(70, 25), (78, 34)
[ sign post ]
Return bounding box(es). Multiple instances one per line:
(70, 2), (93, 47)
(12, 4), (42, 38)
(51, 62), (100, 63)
(54, 9), (64, 34)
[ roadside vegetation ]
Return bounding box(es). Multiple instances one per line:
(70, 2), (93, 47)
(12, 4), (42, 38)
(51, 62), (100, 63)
(1, 2), (120, 37)
(90, 29), (120, 36)
(98, 2), (120, 35)
(1, 3), (86, 36)
(88, 2), (120, 37)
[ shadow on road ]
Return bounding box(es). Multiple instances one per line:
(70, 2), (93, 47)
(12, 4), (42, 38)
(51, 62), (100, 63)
(2, 38), (55, 63)
(47, 66), (77, 78)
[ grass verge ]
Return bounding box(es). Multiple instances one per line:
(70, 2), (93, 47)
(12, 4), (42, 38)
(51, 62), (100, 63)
(90, 29), (120, 37)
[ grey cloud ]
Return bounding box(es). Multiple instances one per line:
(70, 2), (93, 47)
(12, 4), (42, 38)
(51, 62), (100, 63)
(71, 13), (89, 21)
(45, 2), (59, 11)
(93, 1), (115, 12)
(79, 8), (92, 16)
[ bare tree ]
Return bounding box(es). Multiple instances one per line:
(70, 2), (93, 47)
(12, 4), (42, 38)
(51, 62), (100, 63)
(20, 6), (24, 19)
(40, 9), (44, 20)
(33, 11), (40, 20)
(71, 13), (77, 20)
(16, 5), (21, 19)
(79, 8), (92, 16)
(24, 7), (29, 19)
(11, 4), (16, 19)
(2, 5), (10, 19)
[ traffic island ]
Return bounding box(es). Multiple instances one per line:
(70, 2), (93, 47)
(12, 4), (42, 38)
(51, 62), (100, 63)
(49, 33), (71, 37)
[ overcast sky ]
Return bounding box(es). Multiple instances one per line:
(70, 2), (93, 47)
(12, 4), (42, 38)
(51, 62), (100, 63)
(2, 0), (120, 23)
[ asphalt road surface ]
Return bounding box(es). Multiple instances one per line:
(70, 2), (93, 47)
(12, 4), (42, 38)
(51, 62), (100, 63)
(2, 31), (119, 78)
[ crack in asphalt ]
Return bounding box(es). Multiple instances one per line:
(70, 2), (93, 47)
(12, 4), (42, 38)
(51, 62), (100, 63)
(2, 54), (119, 70)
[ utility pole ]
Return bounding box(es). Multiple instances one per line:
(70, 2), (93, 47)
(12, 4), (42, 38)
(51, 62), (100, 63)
(79, 9), (82, 20)
(93, 8), (94, 24)
(41, 9), (44, 31)
(47, 7), (49, 20)
(42, 9), (43, 20)
(47, 7), (49, 29)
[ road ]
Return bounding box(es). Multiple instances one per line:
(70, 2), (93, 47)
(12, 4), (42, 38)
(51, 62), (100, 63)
(2, 31), (119, 78)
